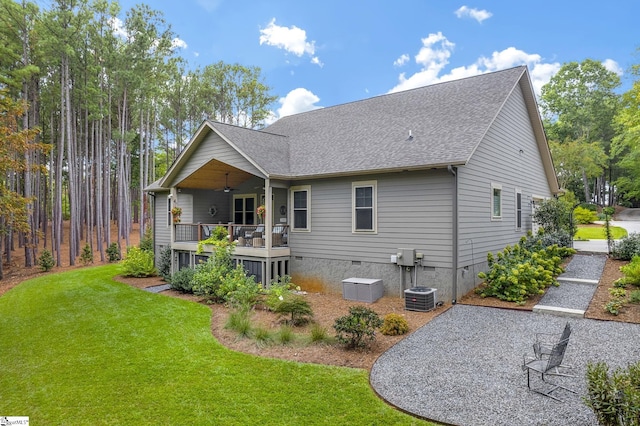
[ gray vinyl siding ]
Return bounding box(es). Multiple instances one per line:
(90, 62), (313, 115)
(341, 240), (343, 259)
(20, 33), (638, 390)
(457, 84), (552, 268)
(154, 192), (171, 264)
(289, 169), (453, 267)
(168, 132), (265, 187)
(188, 189), (232, 224)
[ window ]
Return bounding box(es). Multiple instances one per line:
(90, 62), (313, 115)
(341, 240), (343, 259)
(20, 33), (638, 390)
(167, 195), (172, 227)
(290, 186), (310, 231)
(233, 194), (256, 224)
(515, 189), (522, 229)
(353, 181), (377, 232)
(491, 183), (502, 220)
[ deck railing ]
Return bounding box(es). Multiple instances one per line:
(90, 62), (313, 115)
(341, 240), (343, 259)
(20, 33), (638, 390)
(174, 223), (289, 248)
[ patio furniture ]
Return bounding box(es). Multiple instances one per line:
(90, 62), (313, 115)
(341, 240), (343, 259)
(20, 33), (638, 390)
(534, 322), (573, 372)
(522, 336), (576, 401)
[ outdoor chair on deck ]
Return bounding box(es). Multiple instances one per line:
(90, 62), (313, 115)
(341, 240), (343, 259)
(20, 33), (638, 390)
(522, 333), (576, 401)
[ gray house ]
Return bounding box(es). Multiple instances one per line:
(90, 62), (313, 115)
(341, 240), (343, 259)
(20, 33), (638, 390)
(147, 66), (559, 303)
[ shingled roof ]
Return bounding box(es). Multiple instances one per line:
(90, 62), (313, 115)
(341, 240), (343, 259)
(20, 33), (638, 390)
(159, 66), (555, 188)
(265, 66), (529, 178)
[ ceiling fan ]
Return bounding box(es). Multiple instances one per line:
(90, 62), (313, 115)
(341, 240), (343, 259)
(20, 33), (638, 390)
(223, 172), (233, 193)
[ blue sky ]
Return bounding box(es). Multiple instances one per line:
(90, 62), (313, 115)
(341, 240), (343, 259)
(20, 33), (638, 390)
(116, 0), (639, 121)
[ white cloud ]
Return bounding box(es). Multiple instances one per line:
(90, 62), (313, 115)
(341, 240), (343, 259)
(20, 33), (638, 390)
(259, 18), (322, 67)
(454, 6), (493, 23)
(276, 88), (322, 118)
(171, 38), (188, 50)
(602, 59), (623, 76)
(394, 54), (410, 67)
(108, 17), (128, 39)
(389, 35), (561, 97)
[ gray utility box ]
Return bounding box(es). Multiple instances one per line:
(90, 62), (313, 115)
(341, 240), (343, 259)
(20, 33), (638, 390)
(342, 278), (383, 303)
(404, 287), (437, 312)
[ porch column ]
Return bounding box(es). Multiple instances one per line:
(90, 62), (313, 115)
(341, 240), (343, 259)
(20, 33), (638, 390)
(265, 178), (273, 286)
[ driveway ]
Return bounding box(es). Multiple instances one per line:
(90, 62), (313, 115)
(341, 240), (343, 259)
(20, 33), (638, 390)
(370, 305), (640, 425)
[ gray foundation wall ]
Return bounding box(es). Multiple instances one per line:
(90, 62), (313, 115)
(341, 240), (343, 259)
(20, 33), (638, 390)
(290, 256), (454, 302)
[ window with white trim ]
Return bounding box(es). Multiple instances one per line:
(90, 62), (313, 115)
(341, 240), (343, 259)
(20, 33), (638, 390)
(291, 186), (311, 231)
(491, 183), (502, 220)
(515, 189), (522, 229)
(353, 181), (377, 232)
(233, 194), (256, 224)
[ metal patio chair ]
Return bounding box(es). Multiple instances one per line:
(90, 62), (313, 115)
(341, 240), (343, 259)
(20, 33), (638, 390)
(533, 322), (573, 373)
(522, 336), (576, 401)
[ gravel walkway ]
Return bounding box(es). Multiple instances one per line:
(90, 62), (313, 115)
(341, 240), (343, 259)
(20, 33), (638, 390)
(371, 254), (640, 425)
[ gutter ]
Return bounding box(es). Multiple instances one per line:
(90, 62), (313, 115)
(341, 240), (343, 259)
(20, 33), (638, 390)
(447, 165), (458, 304)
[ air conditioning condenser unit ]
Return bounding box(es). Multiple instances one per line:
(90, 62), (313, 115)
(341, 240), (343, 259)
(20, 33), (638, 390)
(404, 287), (437, 312)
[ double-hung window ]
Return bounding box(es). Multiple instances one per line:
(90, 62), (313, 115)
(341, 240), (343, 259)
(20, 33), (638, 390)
(233, 194), (256, 224)
(491, 183), (502, 220)
(291, 186), (310, 231)
(353, 181), (377, 232)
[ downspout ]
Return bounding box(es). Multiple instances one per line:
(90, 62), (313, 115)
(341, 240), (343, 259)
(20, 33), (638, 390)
(447, 165), (458, 304)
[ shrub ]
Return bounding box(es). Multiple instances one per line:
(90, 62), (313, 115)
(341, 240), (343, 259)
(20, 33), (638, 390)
(169, 267), (196, 293)
(191, 240), (235, 302)
(270, 294), (313, 326)
(224, 309), (252, 338)
(604, 299), (624, 316)
(521, 230), (573, 250)
(573, 206), (598, 224)
(38, 249), (55, 272)
(265, 275), (296, 310)
(584, 361), (640, 425)
(477, 237), (575, 304)
(629, 290), (640, 304)
(121, 246), (157, 277)
(80, 243), (94, 266)
(611, 233), (640, 260)
(217, 265), (262, 310)
(333, 306), (383, 349)
(106, 242), (121, 263)
(139, 226), (154, 252)
(533, 198), (575, 236)
(196, 226), (229, 253)
(618, 256), (640, 286)
(579, 203), (598, 212)
(380, 313), (409, 336)
(158, 246), (172, 281)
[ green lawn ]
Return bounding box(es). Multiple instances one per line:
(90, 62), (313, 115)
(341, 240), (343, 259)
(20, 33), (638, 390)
(575, 225), (628, 240)
(0, 265), (427, 425)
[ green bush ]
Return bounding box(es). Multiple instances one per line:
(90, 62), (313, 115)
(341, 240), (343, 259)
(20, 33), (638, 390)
(629, 290), (640, 304)
(191, 240), (235, 302)
(80, 243), (94, 266)
(158, 246), (172, 281)
(121, 246), (157, 277)
(618, 256), (640, 286)
(380, 313), (409, 336)
(579, 203), (598, 212)
(270, 294), (313, 326)
(169, 267), (196, 293)
(611, 233), (640, 260)
(584, 361), (640, 425)
(217, 265), (262, 310)
(276, 324), (295, 344)
(106, 242), (121, 263)
(265, 275), (297, 310)
(533, 198), (575, 236)
(573, 206), (598, 224)
(604, 299), (624, 316)
(139, 226), (154, 252)
(477, 237), (575, 304)
(521, 230), (573, 249)
(333, 306), (383, 349)
(38, 249), (55, 272)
